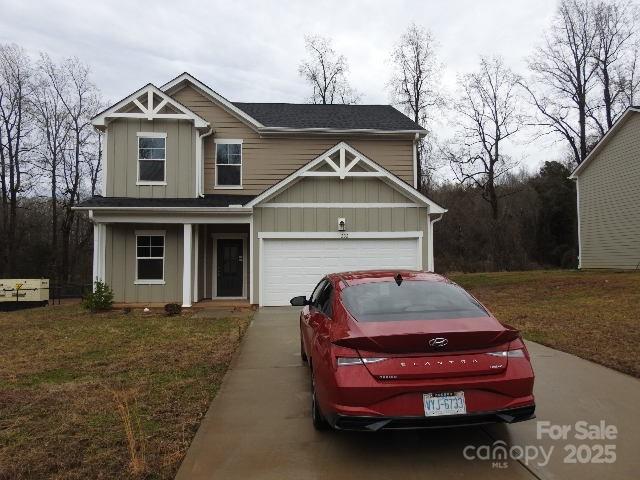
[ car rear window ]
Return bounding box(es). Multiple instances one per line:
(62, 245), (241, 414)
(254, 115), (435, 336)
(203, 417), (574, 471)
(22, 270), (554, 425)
(340, 280), (488, 322)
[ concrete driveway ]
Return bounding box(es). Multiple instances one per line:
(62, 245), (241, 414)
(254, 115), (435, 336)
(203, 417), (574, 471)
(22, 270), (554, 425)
(176, 307), (640, 480)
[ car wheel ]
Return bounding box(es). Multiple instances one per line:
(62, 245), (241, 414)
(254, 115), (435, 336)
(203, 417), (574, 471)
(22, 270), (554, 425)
(300, 333), (308, 363)
(311, 368), (329, 430)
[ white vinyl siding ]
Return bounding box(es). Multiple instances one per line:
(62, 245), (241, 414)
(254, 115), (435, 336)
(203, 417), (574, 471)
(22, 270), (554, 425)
(577, 113), (640, 269)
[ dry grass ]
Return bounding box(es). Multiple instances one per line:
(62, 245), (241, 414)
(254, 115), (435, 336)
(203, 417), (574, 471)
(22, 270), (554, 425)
(449, 270), (640, 378)
(0, 305), (253, 479)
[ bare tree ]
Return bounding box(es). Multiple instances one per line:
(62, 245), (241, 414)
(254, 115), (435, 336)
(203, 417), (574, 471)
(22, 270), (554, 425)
(444, 57), (522, 220)
(0, 44), (35, 276)
(523, 0), (599, 165)
(388, 23), (444, 193)
(32, 54), (72, 280)
(298, 35), (360, 105)
(39, 55), (101, 282)
(591, 0), (638, 132)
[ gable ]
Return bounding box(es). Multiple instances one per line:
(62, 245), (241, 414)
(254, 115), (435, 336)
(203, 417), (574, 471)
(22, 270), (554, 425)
(570, 108), (640, 179)
(578, 112), (640, 185)
(170, 85), (258, 139)
(92, 84), (209, 129)
(162, 73), (264, 130)
(247, 142), (446, 213)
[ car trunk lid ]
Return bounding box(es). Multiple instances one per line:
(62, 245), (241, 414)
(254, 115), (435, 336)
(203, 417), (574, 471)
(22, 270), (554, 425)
(332, 316), (518, 379)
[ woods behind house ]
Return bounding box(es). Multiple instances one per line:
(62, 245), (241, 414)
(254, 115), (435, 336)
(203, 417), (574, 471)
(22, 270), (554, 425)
(1, 0), (638, 284)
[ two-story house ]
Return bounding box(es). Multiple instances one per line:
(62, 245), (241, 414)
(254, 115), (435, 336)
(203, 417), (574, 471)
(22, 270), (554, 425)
(77, 73), (446, 307)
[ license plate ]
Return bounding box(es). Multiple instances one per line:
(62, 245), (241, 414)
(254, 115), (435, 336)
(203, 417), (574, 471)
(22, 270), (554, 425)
(423, 391), (466, 417)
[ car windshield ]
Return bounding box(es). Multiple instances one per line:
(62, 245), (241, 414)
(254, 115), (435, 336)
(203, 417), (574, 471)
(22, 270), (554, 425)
(340, 280), (488, 322)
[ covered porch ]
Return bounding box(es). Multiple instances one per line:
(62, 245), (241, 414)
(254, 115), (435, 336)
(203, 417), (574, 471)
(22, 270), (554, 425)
(86, 201), (254, 307)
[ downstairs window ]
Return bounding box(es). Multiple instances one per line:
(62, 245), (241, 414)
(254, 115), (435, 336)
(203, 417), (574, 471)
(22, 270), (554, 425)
(135, 232), (165, 283)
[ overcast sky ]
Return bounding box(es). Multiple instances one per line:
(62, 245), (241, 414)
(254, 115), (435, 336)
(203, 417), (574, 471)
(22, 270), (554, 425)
(0, 0), (565, 172)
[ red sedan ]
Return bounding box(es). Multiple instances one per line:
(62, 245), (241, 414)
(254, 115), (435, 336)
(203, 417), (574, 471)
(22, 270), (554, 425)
(291, 270), (536, 431)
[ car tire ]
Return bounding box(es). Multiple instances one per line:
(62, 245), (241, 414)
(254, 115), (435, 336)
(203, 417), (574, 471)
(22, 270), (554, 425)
(300, 333), (308, 363)
(311, 368), (329, 430)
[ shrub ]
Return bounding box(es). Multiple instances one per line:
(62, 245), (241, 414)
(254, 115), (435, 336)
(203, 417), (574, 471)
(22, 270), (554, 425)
(82, 281), (114, 313)
(164, 303), (182, 316)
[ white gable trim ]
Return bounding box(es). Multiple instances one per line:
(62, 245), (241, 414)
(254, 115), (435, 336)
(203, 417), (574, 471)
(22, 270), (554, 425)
(569, 107), (640, 179)
(161, 72), (264, 130)
(245, 142), (446, 213)
(92, 83), (209, 129)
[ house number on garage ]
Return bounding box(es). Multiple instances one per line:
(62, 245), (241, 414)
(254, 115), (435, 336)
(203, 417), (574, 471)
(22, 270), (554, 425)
(339, 232), (349, 239)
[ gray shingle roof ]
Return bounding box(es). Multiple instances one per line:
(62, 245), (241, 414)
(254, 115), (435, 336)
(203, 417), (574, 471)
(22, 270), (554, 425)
(78, 194), (256, 208)
(232, 103), (424, 132)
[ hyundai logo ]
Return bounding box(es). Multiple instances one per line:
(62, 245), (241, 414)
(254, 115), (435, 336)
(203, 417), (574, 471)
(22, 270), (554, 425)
(428, 337), (448, 348)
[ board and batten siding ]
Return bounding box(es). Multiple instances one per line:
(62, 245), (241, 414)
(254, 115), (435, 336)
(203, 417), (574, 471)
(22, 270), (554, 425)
(104, 224), (183, 303)
(251, 176), (429, 304)
(106, 118), (196, 198)
(578, 113), (640, 269)
(170, 85), (415, 195)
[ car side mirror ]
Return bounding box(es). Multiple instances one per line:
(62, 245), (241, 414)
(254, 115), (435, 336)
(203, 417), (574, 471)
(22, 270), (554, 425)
(290, 295), (309, 307)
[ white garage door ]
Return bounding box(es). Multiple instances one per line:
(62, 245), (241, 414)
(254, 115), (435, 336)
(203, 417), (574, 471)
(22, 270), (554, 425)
(260, 237), (420, 306)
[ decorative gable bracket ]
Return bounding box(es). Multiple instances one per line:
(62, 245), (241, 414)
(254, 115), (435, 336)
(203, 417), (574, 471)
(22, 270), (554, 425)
(300, 145), (384, 179)
(92, 84), (209, 129)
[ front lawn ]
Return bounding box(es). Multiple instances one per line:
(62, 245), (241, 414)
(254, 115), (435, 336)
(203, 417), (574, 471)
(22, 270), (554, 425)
(0, 305), (253, 479)
(449, 270), (640, 378)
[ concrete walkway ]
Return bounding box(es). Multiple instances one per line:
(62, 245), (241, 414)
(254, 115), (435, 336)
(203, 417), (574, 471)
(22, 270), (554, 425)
(176, 307), (640, 480)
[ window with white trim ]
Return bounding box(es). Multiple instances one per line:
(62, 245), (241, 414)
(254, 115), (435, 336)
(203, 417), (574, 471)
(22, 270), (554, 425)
(138, 134), (166, 183)
(215, 140), (242, 187)
(135, 232), (165, 283)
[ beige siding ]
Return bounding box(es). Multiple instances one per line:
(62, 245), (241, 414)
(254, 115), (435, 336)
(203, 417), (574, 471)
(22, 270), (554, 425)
(268, 177), (410, 203)
(104, 224), (183, 303)
(251, 176), (428, 303)
(106, 118), (196, 197)
(171, 86), (415, 195)
(578, 113), (640, 269)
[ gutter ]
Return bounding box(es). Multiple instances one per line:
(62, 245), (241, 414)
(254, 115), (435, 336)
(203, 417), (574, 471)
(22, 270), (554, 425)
(258, 127), (428, 136)
(73, 206), (253, 214)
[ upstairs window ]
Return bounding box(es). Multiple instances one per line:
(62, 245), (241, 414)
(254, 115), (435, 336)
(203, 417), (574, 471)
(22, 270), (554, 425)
(215, 140), (242, 187)
(137, 133), (166, 184)
(135, 231), (165, 284)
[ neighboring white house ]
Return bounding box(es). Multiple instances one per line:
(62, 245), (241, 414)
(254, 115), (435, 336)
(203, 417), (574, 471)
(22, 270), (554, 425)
(570, 107), (640, 270)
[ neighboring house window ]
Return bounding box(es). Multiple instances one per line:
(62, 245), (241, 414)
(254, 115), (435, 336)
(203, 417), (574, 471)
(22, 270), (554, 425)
(135, 231), (165, 284)
(137, 133), (166, 184)
(215, 139), (242, 187)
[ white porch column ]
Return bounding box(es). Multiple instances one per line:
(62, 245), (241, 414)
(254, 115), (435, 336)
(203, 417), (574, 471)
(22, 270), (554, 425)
(92, 223), (99, 289)
(182, 223), (193, 308)
(92, 223), (107, 290)
(193, 226), (199, 303)
(98, 224), (106, 282)
(427, 219), (434, 272)
(428, 214), (444, 272)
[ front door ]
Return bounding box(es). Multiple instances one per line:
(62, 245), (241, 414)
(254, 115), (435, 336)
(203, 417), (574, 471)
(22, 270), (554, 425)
(216, 239), (244, 297)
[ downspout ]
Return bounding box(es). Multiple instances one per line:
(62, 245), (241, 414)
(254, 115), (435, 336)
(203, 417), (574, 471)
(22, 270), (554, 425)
(196, 128), (214, 197)
(428, 213), (444, 272)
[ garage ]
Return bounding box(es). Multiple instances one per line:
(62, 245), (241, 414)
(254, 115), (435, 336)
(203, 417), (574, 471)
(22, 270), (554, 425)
(259, 234), (421, 306)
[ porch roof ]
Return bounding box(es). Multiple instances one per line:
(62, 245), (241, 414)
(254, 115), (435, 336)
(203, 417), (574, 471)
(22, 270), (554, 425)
(77, 194), (256, 209)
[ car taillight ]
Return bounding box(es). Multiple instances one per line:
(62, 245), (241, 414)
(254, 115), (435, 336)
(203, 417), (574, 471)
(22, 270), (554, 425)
(487, 349), (526, 358)
(336, 357), (387, 366)
(332, 344), (386, 367)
